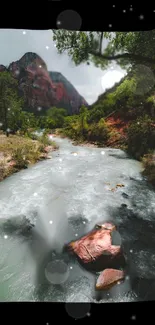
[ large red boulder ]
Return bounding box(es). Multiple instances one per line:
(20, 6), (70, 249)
(96, 268), (125, 290)
(67, 222), (126, 272)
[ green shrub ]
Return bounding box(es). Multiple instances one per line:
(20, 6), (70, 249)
(39, 134), (52, 146)
(25, 132), (39, 141)
(142, 153), (155, 186)
(126, 115), (155, 159)
(88, 118), (110, 143)
(12, 148), (28, 169)
(0, 161), (6, 181)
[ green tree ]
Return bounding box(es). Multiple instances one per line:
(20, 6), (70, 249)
(46, 107), (67, 128)
(52, 30), (155, 70)
(0, 71), (19, 136)
(126, 115), (155, 159)
(19, 111), (37, 134)
(7, 96), (25, 133)
(79, 105), (88, 135)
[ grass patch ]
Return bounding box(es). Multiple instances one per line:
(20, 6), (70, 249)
(0, 134), (59, 181)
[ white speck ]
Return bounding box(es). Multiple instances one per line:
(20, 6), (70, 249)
(49, 221), (53, 225)
(123, 10), (126, 13)
(131, 315), (136, 321)
(7, 128), (11, 133)
(39, 65), (42, 68)
(54, 44), (57, 47)
(73, 153), (78, 156)
(126, 276), (130, 281)
(101, 151), (105, 155)
(117, 281), (121, 285)
(37, 107), (42, 111)
(0, 122), (3, 127)
(137, 122), (140, 125)
(109, 24), (112, 28)
(8, 108), (10, 111)
(75, 234), (78, 237)
(70, 266), (73, 270)
(130, 8), (133, 11)
(46, 46), (49, 50)
(15, 70), (20, 75)
(83, 221), (86, 224)
(57, 20), (61, 26)
(23, 31), (26, 35)
(59, 158), (62, 162)
(4, 235), (8, 239)
(33, 193), (38, 197)
(130, 249), (133, 253)
(139, 15), (144, 20)
(87, 313), (91, 317)
(113, 5), (115, 8)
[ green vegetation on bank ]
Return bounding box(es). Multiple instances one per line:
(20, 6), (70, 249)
(0, 132), (58, 181)
(1, 30), (155, 185)
(52, 29), (155, 186)
(0, 71), (60, 181)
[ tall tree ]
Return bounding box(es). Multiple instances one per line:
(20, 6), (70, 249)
(79, 105), (88, 135)
(0, 71), (19, 136)
(46, 107), (67, 128)
(52, 30), (155, 70)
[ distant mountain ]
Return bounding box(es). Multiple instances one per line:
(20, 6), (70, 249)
(0, 52), (88, 115)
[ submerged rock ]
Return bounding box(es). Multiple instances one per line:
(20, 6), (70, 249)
(66, 222), (126, 272)
(122, 193), (129, 199)
(96, 268), (125, 290)
(0, 215), (34, 236)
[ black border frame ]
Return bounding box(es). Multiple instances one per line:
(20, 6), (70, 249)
(0, 2), (155, 323)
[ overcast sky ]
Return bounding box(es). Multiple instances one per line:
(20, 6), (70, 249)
(0, 29), (126, 104)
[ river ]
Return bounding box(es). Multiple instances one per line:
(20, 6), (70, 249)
(0, 136), (155, 302)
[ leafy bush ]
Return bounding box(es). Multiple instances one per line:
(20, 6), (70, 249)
(88, 107), (104, 123)
(12, 148), (29, 169)
(126, 115), (155, 159)
(46, 107), (67, 128)
(39, 134), (52, 146)
(63, 108), (89, 141)
(88, 118), (110, 143)
(142, 153), (155, 186)
(25, 132), (39, 141)
(0, 160), (6, 181)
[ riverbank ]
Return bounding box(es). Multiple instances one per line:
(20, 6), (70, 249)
(0, 134), (59, 182)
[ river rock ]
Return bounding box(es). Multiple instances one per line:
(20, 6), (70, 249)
(122, 192), (129, 199)
(67, 222), (126, 272)
(0, 215), (34, 236)
(96, 269), (125, 290)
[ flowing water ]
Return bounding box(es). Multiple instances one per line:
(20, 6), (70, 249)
(0, 136), (155, 302)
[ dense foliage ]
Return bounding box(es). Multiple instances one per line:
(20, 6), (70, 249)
(52, 30), (155, 69)
(0, 72), (68, 135)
